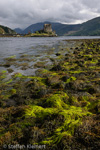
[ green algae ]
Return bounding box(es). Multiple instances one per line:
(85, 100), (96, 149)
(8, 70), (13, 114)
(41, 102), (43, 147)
(44, 93), (69, 108)
(5, 55), (16, 60)
(12, 73), (23, 79)
(0, 39), (100, 149)
(25, 92), (91, 145)
(69, 70), (84, 74)
(10, 89), (16, 95)
(88, 99), (100, 113)
(0, 70), (7, 80)
(66, 76), (76, 83)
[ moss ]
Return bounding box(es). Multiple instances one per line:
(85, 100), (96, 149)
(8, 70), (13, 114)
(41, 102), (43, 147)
(69, 70), (81, 74)
(26, 76), (46, 86)
(7, 68), (13, 73)
(78, 95), (91, 108)
(88, 66), (96, 70)
(10, 89), (16, 95)
(25, 92), (91, 145)
(12, 73), (23, 79)
(17, 62), (29, 67)
(44, 93), (69, 108)
(88, 99), (100, 113)
(6, 79), (13, 84)
(0, 70), (7, 80)
(5, 55), (16, 61)
(68, 95), (79, 106)
(20, 54), (28, 58)
(34, 61), (46, 68)
(63, 62), (78, 71)
(25, 105), (57, 119)
(41, 105), (91, 145)
(83, 54), (92, 58)
(66, 76), (76, 83)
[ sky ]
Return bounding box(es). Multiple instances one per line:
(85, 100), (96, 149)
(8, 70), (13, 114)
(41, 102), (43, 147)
(0, 0), (100, 29)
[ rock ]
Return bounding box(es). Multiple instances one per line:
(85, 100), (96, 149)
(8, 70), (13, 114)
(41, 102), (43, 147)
(7, 68), (13, 73)
(51, 64), (63, 71)
(55, 53), (61, 56)
(61, 75), (70, 82)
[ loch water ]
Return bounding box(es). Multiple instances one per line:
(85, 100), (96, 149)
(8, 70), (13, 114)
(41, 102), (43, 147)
(0, 36), (100, 76)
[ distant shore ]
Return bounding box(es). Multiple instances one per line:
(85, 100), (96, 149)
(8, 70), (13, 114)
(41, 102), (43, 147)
(0, 33), (57, 37)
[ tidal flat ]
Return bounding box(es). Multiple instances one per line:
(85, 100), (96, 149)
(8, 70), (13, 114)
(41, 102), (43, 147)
(0, 39), (100, 150)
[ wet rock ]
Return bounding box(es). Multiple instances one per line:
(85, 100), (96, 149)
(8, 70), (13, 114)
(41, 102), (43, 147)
(75, 47), (79, 50)
(55, 53), (61, 56)
(51, 64), (63, 71)
(26, 78), (49, 98)
(5, 99), (17, 107)
(61, 75), (70, 82)
(73, 50), (79, 54)
(65, 80), (96, 93)
(46, 75), (60, 87)
(7, 68), (13, 73)
(65, 53), (70, 56)
(74, 115), (100, 150)
(34, 61), (45, 68)
(3, 63), (11, 67)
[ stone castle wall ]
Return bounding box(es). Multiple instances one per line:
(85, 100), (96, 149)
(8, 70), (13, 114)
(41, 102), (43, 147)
(43, 24), (52, 33)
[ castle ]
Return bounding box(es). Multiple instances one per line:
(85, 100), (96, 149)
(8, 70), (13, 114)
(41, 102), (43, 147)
(43, 24), (53, 33)
(35, 24), (57, 36)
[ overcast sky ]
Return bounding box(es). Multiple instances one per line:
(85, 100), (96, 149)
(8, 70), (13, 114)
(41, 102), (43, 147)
(0, 0), (100, 29)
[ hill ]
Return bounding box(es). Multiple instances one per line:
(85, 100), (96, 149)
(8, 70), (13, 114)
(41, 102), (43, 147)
(14, 28), (23, 34)
(14, 16), (100, 36)
(15, 22), (81, 36)
(70, 16), (100, 36)
(0, 25), (16, 34)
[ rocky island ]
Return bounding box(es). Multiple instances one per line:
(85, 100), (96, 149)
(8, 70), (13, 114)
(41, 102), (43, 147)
(25, 24), (57, 37)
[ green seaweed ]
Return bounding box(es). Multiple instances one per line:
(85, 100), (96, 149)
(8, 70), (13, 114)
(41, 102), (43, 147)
(66, 76), (76, 83)
(25, 92), (91, 145)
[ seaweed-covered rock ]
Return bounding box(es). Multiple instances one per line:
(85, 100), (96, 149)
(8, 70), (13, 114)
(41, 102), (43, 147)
(51, 64), (63, 71)
(74, 115), (100, 149)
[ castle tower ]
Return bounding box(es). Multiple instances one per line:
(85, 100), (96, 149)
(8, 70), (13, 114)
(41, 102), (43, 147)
(43, 24), (52, 33)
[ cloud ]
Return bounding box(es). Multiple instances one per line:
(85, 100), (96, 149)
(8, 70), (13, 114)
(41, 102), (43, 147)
(0, 0), (100, 29)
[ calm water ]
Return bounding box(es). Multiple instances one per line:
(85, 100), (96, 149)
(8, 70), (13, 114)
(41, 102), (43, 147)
(0, 36), (100, 76)
(0, 36), (100, 61)
(0, 36), (100, 59)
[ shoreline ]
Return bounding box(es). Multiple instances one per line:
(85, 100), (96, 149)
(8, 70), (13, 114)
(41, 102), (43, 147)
(0, 39), (100, 149)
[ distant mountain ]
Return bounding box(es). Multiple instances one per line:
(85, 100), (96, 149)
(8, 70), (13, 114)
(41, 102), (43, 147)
(14, 28), (23, 34)
(0, 25), (16, 34)
(14, 21), (81, 36)
(14, 16), (100, 36)
(21, 22), (66, 35)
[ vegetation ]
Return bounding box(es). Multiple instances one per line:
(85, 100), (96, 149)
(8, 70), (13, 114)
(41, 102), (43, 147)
(0, 25), (16, 35)
(0, 39), (100, 149)
(25, 32), (57, 37)
(69, 16), (100, 36)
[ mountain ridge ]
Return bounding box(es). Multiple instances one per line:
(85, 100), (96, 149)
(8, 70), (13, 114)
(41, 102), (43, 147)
(14, 16), (100, 36)
(1, 16), (100, 36)
(14, 21), (81, 36)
